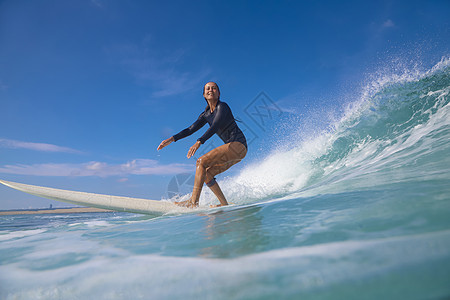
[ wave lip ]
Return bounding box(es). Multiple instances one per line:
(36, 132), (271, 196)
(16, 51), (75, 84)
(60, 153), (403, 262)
(217, 58), (450, 204)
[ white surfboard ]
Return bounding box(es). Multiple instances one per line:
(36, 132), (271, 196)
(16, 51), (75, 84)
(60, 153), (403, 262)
(0, 179), (191, 215)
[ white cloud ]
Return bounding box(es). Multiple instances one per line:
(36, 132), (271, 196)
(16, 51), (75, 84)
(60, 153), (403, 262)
(272, 93), (309, 115)
(382, 19), (395, 29)
(0, 159), (193, 177)
(90, 0), (104, 8)
(0, 138), (83, 154)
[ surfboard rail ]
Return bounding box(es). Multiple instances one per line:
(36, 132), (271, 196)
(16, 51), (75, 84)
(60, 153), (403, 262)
(0, 179), (191, 215)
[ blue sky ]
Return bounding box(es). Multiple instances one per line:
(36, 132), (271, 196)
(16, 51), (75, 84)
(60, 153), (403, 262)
(1, 0), (449, 209)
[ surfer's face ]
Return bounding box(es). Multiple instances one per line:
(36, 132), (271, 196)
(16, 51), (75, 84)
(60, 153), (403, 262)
(203, 82), (220, 102)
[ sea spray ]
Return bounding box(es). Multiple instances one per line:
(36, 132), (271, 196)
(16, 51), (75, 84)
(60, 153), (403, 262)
(210, 57), (450, 205)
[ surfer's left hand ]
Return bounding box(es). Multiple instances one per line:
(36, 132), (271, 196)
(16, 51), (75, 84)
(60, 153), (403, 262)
(187, 141), (201, 159)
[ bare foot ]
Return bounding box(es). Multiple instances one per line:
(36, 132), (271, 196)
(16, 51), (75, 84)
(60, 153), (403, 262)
(209, 203), (232, 208)
(175, 199), (198, 208)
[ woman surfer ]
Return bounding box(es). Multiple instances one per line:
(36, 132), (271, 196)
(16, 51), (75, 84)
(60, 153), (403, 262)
(157, 82), (247, 208)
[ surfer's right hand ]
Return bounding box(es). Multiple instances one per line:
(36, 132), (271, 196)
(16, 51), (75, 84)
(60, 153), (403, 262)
(157, 136), (174, 151)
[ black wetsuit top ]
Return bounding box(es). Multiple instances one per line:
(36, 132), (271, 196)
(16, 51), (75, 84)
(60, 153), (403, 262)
(173, 100), (247, 148)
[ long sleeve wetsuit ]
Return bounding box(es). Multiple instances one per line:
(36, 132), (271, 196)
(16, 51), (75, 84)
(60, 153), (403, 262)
(173, 100), (247, 148)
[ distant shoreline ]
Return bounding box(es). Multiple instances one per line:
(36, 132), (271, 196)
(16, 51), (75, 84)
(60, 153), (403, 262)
(0, 207), (113, 216)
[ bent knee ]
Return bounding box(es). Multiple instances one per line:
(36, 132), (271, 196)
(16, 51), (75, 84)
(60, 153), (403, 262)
(196, 156), (211, 168)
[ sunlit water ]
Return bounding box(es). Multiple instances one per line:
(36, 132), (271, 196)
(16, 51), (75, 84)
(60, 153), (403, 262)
(1, 58), (450, 299)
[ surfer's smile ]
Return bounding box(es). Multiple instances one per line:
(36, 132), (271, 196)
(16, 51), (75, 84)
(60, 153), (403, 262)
(203, 83), (220, 101)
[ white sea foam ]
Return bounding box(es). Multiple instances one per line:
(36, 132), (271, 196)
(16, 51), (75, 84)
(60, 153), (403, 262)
(68, 220), (112, 228)
(0, 229), (47, 242)
(202, 58), (450, 205)
(1, 230), (449, 300)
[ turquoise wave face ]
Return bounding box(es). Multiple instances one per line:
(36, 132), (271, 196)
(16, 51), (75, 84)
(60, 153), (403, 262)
(312, 60), (450, 189)
(219, 58), (450, 204)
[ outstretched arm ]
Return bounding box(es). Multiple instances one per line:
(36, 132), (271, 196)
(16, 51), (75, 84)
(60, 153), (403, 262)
(157, 136), (174, 151)
(158, 112), (206, 151)
(173, 112), (206, 142)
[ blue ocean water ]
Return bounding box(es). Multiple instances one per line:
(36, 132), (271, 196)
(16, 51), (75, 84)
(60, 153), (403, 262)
(1, 58), (450, 299)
